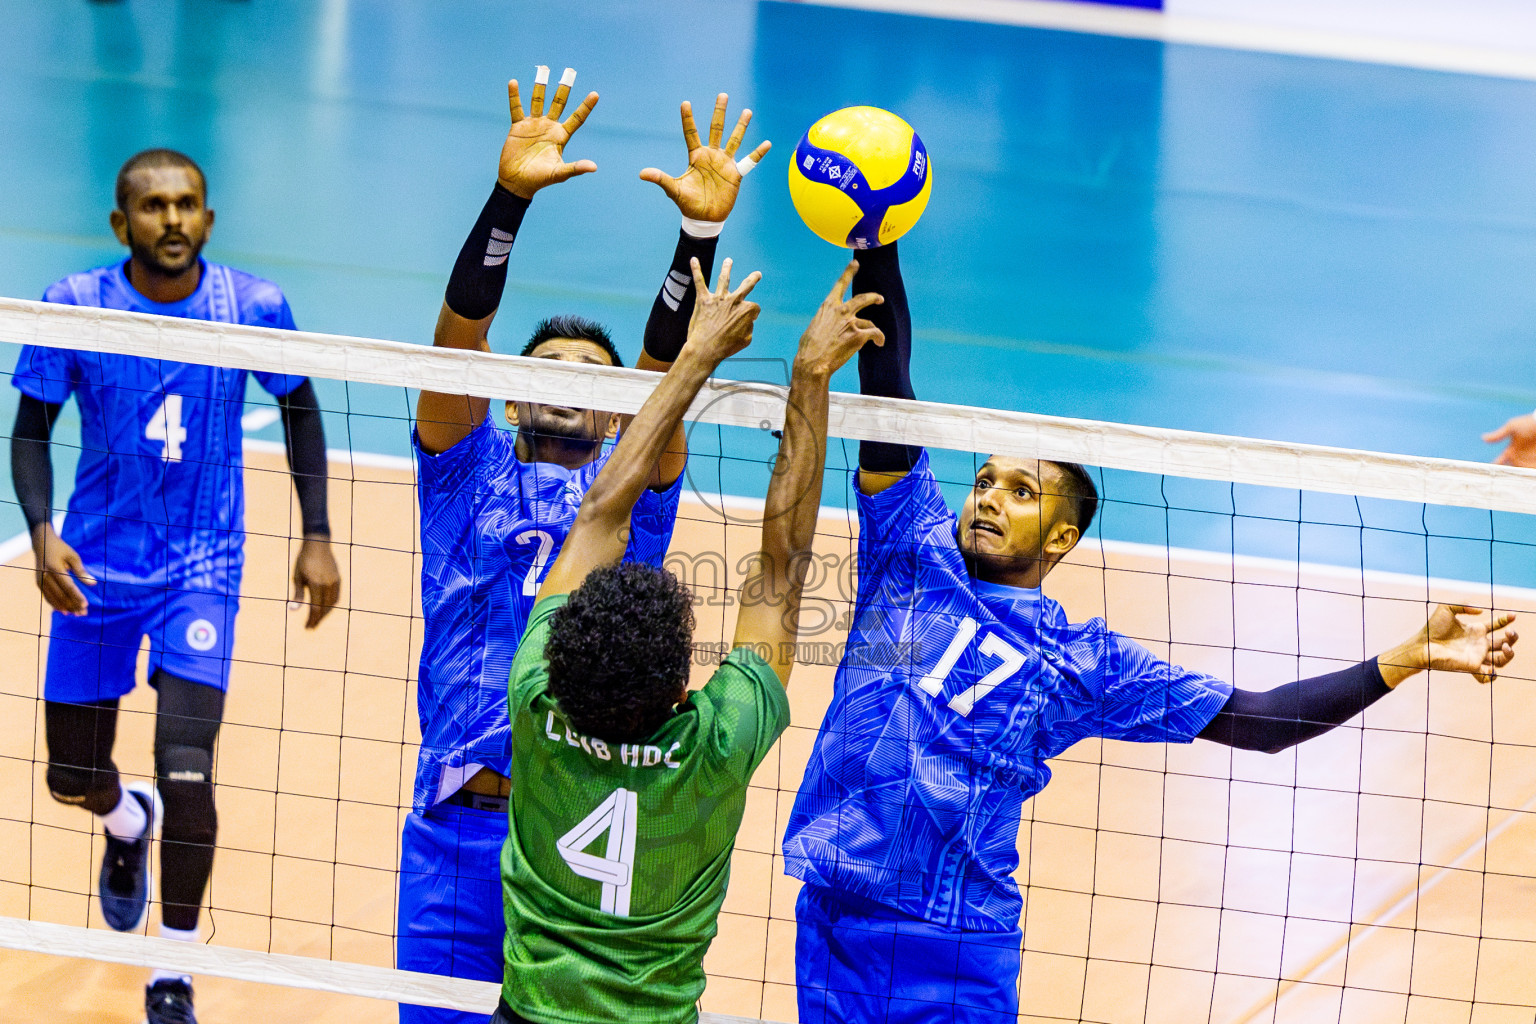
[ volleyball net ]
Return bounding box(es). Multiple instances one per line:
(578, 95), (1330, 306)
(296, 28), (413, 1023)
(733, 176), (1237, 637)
(1, 297), (1535, 1023)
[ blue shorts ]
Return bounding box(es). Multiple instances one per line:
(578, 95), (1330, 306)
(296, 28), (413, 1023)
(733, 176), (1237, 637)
(795, 885), (1023, 1024)
(46, 581), (239, 701)
(397, 803), (506, 1024)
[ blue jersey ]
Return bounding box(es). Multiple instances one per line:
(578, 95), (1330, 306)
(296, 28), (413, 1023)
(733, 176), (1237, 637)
(12, 260), (306, 592)
(413, 418), (683, 812)
(783, 452), (1231, 932)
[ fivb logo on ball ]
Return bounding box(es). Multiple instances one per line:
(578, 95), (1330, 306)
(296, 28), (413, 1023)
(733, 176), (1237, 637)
(789, 106), (932, 250)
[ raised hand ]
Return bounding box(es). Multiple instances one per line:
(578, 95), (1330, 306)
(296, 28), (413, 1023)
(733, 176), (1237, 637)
(794, 259), (885, 379)
(640, 93), (771, 223)
(498, 66), (600, 199)
(683, 256), (761, 364)
(31, 522), (94, 615)
(1484, 413), (1536, 468)
(1384, 604), (1518, 685)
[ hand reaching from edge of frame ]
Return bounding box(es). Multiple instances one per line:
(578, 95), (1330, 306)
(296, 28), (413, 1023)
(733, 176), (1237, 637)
(1484, 413), (1536, 468)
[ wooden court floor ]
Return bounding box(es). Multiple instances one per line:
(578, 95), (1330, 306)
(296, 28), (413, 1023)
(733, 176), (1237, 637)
(2, 448), (1535, 1023)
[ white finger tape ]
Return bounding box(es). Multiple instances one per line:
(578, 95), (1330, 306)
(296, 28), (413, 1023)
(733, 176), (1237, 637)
(534, 65), (550, 86)
(735, 155), (759, 178)
(559, 67), (577, 88)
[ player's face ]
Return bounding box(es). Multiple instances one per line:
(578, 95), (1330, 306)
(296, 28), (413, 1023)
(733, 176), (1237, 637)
(505, 339), (619, 443)
(958, 457), (1080, 582)
(113, 166), (212, 277)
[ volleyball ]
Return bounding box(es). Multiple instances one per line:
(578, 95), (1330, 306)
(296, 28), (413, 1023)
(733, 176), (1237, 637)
(788, 106), (932, 249)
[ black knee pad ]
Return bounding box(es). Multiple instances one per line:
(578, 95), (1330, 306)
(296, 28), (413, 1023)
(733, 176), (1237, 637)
(47, 761), (121, 814)
(46, 763), (94, 805)
(156, 743), (217, 847)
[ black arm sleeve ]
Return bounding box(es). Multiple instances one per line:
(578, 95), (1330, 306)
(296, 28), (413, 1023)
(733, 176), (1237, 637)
(1196, 658), (1391, 754)
(11, 395), (61, 532)
(443, 183), (531, 321)
(641, 229), (720, 364)
(852, 241), (922, 473)
(276, 380), (331, 538)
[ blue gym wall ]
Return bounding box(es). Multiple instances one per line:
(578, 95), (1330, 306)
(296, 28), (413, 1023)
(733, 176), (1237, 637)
(1, 0), (1533, 584)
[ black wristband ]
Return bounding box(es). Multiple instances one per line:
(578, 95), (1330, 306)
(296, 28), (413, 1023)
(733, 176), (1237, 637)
(444, 184), (531, 321)
(642, 229), (720, 364)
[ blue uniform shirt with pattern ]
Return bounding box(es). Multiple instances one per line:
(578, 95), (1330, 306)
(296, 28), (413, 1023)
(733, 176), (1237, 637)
(11, 260), (307, 592)
(412, 417), (683, 813)
(782, 451), (1232, 932)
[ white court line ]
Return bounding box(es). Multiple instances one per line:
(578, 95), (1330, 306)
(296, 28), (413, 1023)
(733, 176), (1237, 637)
(780, 0), (1536, 81)
(239, 407), (281, 432)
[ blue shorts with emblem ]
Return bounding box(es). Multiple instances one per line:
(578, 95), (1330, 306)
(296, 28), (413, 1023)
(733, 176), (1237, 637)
(45, 581), (239, 701)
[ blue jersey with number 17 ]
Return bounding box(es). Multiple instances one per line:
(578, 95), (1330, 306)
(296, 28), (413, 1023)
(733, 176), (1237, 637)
(783, 451), (1232, 932)
(12, 260), (307, 592)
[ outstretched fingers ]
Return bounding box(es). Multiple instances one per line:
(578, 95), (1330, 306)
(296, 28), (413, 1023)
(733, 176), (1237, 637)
(680, 100), (702, 152)
(716, 256), (734, 296)
(708, 93), (728, 148)
(731, 270), (763, 300)
(530, 65), (549, 117)
(562, 91), (600, 136)
(824, 259), (860, 305)
(548, 67), (576, 118)
(1484, 420), (1515, 443)
(724, 107), (753, 156)
(507, 79), (525, 124)
(844, 290), (885, 316)
(553, 158), (598, 184)
(689, 255), (709, 294)
(638, 167), (681, 201)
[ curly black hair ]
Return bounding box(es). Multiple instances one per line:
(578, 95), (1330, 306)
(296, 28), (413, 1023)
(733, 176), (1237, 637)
(545, 562), (696, 742)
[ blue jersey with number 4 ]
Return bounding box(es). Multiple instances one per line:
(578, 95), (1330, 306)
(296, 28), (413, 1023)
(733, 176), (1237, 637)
(782, 451), (1232, 932)
(12, 260), (306, 592)
(412, 418), (683, 813)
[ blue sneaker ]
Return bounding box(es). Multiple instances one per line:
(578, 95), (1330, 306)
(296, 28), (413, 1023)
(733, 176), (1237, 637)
(98, 782), (160, 932)
(145, 976), (197, 1024)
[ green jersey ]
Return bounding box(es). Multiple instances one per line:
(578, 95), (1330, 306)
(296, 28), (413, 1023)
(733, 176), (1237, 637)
(501, 595), (790, 1024)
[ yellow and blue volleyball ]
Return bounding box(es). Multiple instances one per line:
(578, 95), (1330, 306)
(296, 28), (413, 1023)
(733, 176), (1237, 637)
(788, 106), (932, 249)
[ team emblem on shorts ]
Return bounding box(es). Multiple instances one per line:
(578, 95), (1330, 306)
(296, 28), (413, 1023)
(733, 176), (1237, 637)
(185, 618), (218, 652)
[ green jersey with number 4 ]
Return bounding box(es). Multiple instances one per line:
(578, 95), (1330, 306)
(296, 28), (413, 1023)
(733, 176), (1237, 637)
(501, 594), (790, 1024)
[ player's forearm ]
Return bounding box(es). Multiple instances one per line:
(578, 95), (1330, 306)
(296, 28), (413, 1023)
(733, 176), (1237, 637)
(625, 229), (717, 486)
(642, 230), (719, 365)
(277, 381), (331, 538)
(442, 183), (530, 328)
(11, 395), (59, 533)
(760, 360), (831, 590)
(580, 349), (716, 528)
(854, 242), (921, 476)
(1197, 659), (1390, 754)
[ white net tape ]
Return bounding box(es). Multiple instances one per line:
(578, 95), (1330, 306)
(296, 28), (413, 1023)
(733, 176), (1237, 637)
(3, 297), (1534, 515)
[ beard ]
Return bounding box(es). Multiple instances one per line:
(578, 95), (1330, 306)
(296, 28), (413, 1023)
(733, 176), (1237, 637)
(127, 225), (205, 277)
